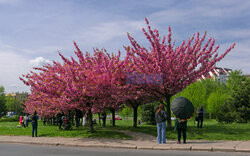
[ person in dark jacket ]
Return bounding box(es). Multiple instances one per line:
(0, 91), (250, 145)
(155, 104), (168, 144)
(197, 106), (204, 128)
(31, 111), (39, 137)
(174, 119), (187, 144)
(57, 113), (63, 130)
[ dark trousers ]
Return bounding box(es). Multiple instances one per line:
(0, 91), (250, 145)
(59, 121), (63, 129)
(75, 118), (80, 127)
(177, 128), (186, 143)
(32, 122), (37, 137)
(197, 117), (203, 128)
(25, 122), (29, 127)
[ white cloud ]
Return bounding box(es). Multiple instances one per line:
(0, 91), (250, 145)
(0, 51), (31, 93)
(74, 20), (144, 45)
(0, 41), (52, 93)
(29, 57), (51, 67)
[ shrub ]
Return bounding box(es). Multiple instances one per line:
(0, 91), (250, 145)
(217, 71), (250, 123)
(141, 102), (158, 125)
(0, 116), (19, 122)
(217, 99), (236, 123)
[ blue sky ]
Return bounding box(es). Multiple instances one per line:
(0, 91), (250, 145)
(0, 0), (249, 93)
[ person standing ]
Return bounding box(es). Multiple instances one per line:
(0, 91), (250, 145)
(19, 116), (23, 125)
(31, 111), (39, 137)
(57, 113), (63, 130)
(101, 112), (107, 127)
(197, 106), (204, 128)
(155, 104), (168, 144)
(24, 115), (29, 127)
(22, 116), (26, 128)
(42, 118), (46, 126)
(174, 119), (187, 144)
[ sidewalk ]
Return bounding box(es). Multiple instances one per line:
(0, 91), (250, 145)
(0, 131), (249, 153)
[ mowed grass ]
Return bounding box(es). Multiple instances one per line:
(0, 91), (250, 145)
(109, 119), (250, 141)
(0, 121), (132, 139)
(0, 119), (250, 140)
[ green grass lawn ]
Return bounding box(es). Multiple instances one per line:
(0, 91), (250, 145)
(0, 119), (249, 141)
(0, 121), (132, 139)
(108, 119), (250, 141)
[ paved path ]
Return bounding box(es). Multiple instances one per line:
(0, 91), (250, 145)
(0, 130), (249, 153)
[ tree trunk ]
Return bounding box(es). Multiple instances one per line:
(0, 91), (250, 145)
(133, 106), (138, 128)
(166, 95), (172, 128)
(88, 109), (94, 133)
(98, 113), (101, 126)
(52, 116), (56, 125)
(110, 109), (116, 127)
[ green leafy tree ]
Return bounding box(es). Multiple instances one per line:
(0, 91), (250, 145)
(176, 78), (230, 118)
(119, 105), (132, 119)
(5, 95), (15, 111)
(5, 95), (24, 115)
(231, 78), (250, 123)
(217, 99), (236, 123)
(217, 70), (250, 123)
(207, 90), (228, 117)
(227, 70), (245, 92)
(141, 102), (159, 125)
(175, 80), (206, 110)
(0, 86), (7, 118)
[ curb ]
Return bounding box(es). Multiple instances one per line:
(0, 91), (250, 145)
(235, 149), (250, 152)
(191, 146), (212, 151)
(212, 147), (235, 152)
(0, 140), (250, 153)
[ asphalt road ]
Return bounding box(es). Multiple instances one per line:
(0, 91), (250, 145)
(0, 143), (249, 156)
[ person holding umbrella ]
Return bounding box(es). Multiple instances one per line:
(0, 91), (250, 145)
(174, 118), (187, 144)
(155, 103), (168, 144)
(171, 97), (194, 144)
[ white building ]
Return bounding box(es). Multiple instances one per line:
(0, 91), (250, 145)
(201, 67), (232, 83)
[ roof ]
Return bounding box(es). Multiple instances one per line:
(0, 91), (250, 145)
(201, 67), (232, 80)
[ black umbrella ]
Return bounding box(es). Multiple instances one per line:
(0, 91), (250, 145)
(171, 97), (194, 120)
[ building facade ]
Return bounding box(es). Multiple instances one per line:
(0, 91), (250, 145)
(5, 92), (28, 102)
(201, 67), (232, 83)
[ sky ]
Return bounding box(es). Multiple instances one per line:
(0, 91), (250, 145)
(0, 0), (249, 93)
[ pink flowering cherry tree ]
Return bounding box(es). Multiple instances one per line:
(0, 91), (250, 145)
(125, 18), (235, 127)
(21, 42), (126, 132)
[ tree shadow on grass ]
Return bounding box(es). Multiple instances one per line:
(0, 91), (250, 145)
(187, 124), (250, 140)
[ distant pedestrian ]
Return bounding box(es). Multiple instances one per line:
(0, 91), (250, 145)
(63, 116), (71, 130)
(24, 114), (29, 127)
(31, 111), (39, 137)
(19, 116), (22, 125)
(155, 103), (168, 144)
(75, 109), (83, 127)
(57, 113), (63, 130)
(174, 119), (187, 144)
(101, 113), (106, 127)
(197, 106), (205, 128)
(43, 118), (46, 126)
(21, 116), (26, 128)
